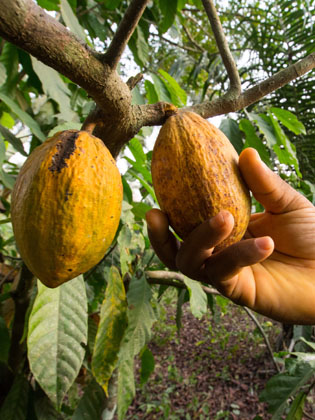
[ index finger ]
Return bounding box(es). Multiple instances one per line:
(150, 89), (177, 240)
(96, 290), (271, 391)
(146, 209), (179, 270)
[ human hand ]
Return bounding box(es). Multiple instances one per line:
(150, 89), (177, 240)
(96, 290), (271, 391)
(146, 148), (315, 324)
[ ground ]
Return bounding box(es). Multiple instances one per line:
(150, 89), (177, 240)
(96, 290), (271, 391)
(124, 294), (314, 420)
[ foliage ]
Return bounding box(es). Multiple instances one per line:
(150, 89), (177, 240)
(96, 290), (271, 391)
(0, 0), (314, 419)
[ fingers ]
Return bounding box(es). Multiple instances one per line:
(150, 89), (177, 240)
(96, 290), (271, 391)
(203, 236), (274, 292)
(145, 209), (179, 270)
(239, 148), (312, 213)
(175, 211), (234, 279)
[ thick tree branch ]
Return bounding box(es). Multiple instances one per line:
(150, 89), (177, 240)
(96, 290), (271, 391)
(103, 0), (149, 69)
(201, 0), (241, 96)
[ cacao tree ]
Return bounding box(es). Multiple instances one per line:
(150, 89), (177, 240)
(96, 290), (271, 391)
(0, 0), (314, 419)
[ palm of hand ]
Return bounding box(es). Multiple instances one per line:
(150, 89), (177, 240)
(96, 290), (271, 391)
(226, 207), (315, 324)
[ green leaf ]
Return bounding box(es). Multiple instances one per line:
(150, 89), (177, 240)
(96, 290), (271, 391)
(128, 168), (157, 202)
(132, 202), (151, 221)
(120, 274), (157, 359)
(0, 92), (45, 141)
(0, 111), (15, 129)
(159, 0), (178, 33)
(92, 266), (128, 395)
(268, 112), (300, 175)
(71, 379), (106, 420)
(271, 107), (306, 135)
(239, 119), (271, 166)
(0, 137), (6, 166)
(140, 347), (155, 385)
(0, 170), (15, 190)
(31, 57), (77, 122)
(125, 156), (152, 184)
(249, 113), (277, 148)
(285, 392), (306, 420)
(0, 124), (27, 156)
(27, 277), (88, 408)
(117, 357), (135, 420)
(0, 62), (6, 85)
(182, 276), (208, 319)
(34, 390), (63, 420)
(37, 0), (60, 11)
(144, 80), (159, 104)
(158, 69), (187, 106)
(219, 118), (244, 155)
(60, 0), (88, 43)
(131, 26), (149, 67)
(0, 316), (10, 363)
(0, 375), (30, 420)
(128, 137), (146, 164)
(150, 73), (172, 103)
(48, 122), (82, 137)
(118, 223), (145, 276)
(260, 362), (314, 417)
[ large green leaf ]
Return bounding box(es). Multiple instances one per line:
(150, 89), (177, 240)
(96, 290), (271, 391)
(158, 69), (187, 106)
(270, 107), (306, 135)
(159, 0), (178, 33)
(182, 276), (208, 319)
(120, 274), (157, 359)
(0, 375), (30, 420)
(285, 392), (306, 420)
(239, 118), (271, 166)
(71, 379), (106, 420)
(219, 118), (244, 155)
(92, 266), (128, 395)
(27, 277), (88, 408)
(117, 357), (135, 420)
(260, 361), (314, 417)
(0, 124), (28, 156)
(0, 92), (45, 141)
(60, 0), (87, 43)
(31, 57), (77, 122)
(140, 346), (155, 385)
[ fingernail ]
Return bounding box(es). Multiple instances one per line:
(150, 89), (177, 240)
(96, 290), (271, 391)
(255, 237), (271, 251)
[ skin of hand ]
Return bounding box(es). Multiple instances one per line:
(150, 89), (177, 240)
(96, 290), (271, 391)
(146, 147), (315, 325)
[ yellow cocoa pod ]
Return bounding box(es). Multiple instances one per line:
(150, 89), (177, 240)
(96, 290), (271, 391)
(151, 111), (251, 250)
(11, 130), (123, 288)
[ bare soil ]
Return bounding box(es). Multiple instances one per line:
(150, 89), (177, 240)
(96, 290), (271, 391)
(125, 301), (313, 420)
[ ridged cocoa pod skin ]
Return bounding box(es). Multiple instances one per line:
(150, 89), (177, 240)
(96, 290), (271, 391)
(11, 130), (123, 288)
(151, 111), (251, 250)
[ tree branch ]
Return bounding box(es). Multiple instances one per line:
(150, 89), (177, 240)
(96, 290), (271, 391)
(145, 270), (220, 295)
(103, 0), (149, 69)
(186, 53), (315, 118)
(201, 0), (241, 96)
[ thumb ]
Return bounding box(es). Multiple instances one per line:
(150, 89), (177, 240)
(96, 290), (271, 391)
(239, 148), (311, 213)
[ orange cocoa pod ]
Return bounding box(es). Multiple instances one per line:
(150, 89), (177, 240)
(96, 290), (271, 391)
(11, 130), (123, 287)
(151, 111), (251, 250)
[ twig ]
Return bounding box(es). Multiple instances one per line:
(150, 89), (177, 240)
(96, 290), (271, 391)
(127, 73), (144, 90)
(242, 306), (281, 373)
(103, 0), (149, 69)
(182, 24), (205, 52)
(145, 270), (220, 296)
(201, 0), (241, 96)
